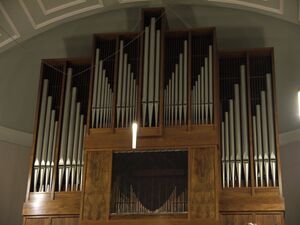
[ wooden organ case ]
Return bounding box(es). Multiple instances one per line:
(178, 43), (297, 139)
(23, 8), (285, 225)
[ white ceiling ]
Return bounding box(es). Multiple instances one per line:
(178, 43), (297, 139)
(0, 0), (299, 53)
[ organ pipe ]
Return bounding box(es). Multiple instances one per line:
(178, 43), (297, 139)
(58, 69), (72, 192)
(240, 65), (249, 187)
(266, 73), (277, 186)
(256, 105), (263, 187)
(234, 85), (242, 188)
(142, 27), (149, 127)
(45, 110), (56, 192)
(261, 91), (270, 187)
(65, 87), (77, 191)
(34, 79), (49, 192)
(39, 96), (52, 192)
(117, 41), (124, 128)
(92, 48), (100, 127)
(229, 99), (235, 187)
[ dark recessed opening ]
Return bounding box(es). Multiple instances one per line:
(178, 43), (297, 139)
(110, 150), (188, 215)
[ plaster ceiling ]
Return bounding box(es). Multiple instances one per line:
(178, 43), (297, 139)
(0, 0), (298, 53)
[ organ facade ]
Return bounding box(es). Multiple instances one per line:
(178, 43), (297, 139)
(23, 8), (285, 225)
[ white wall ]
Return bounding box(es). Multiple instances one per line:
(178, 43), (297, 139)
(0, 141), (31, 225)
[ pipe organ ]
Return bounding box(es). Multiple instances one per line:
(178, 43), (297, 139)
(23, 8), (285, 225)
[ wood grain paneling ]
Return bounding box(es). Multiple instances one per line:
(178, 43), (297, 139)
(82, 151), (112, 221)
(25, 218), (50, 225)
(256, 213), (283, 225)
(220, 214), (253, 225)
(51, 217), (79, 225)
(190, 148), (217, 220)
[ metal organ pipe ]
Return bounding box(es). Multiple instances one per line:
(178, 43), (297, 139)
(92, 48), (100, 127)
(96, 61), (103, 128)
(253, 116), (258, 187)
(240, 65), (249, 187)
(183, 40), (188, 124)
(221, 121), (225, 188)
(117, 41), (124, 128)
(208, 45), (213, 123)
(229, 99), (235, 187)
(34, 79), (48, 192)
(45, 110), (56, 192)
(121, 55), (128, 127)
(266, 73), (277, 186)
(39, 96), (53, 192)
(59, 69), (72, 192)
(256, 105), (263, 186)
(261, 91), (270, 187)
(234, 84), (242, 187)
(179, 53), (183, 125)
(148, 17), (156, 127)
(142, 27), (149, 127)
(204, 58), (208, 124)
(155, 30), (160, 127)
(65, 87), (77, 191)
(100, 70), (107, 128)
(71, 103), (81, 191)
(225, 112), (230, 188)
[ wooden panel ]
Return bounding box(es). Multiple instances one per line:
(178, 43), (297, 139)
(25, 218), (50, 225)
(256, 214), (283, 225)
(220, 214), (253, 225)
(51, 217), (79, 225)
(189, 148), (217, 220)
(82, 151), (112, 220)
(23, 192), (81, 216)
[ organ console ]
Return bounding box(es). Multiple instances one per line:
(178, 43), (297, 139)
(23, 8), (285, 225)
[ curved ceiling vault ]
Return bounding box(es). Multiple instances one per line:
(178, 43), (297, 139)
(0, 0), (298, 53)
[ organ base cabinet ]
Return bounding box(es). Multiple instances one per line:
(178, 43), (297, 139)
(22, 7), (285, 225)
(221, 213), (284, 225)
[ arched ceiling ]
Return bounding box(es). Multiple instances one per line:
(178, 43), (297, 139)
(0, 0), (299, 53)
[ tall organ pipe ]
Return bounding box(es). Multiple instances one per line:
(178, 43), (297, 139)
(45, 110), (56, 192)
(197, 74), (201, 124)
(240, 65), (249, 187)
(121, 55), (128, 127)
(183, 41), (188, 124)
(221, 122), (225, 188)
(253, 116), (258, 187)
(201, 67), (204, 123)
(261, 91), (270, 187)
(59, 69), (72, 192)
(100, 70), (107, 128)
(80, 125), (87, 191)
(229, 99), (235, 187)
(178, 53), (183, 125)
(208, 45), (213, 123)
(76, 116), (84, 191)
(225, 112), (230, 188)
(148, 17), (156, 127)
(34, 79), (49, 192)
(142, 27), (149, 127)
(256, 105), (263, 186)
(102, 77), (109, 128)
(92, 48), (100, 127)
(171, 72), (175, 125)
(204, 58), (209, 124)
(71, 103), (81, 191)
(155, 30), (160, 127)
(65, 87), (77, 191)
(266, 73), (276, 186)
(39, 96), (53, 191)
(126, 65), (132, 127)
(96, 61), (103, 128)
(117, 41), (124, 128)
(50, 121), (58, 191)
(234, 85), (242, 187)
(175, 64), (179, 125)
